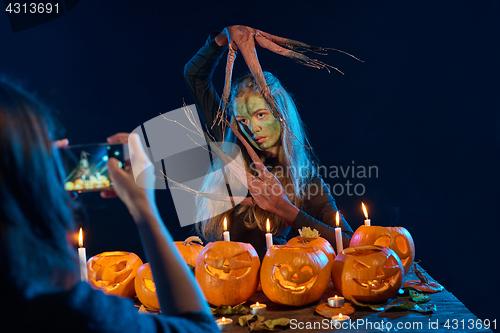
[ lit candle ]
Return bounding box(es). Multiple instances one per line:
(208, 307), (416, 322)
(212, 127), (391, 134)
(327, 295), (345, 308)
(362, 202), (371, 226)
(216, 317), (233, 331)
(78, 228), (88, 282)
(250, 302), (267, 315)
(265, 218), (273, 250)
(223, 217), (230, 241)
(331, 313), (350, 324)
(335, 211), (343, 254)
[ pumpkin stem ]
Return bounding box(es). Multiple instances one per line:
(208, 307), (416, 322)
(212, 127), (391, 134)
(183, 236), (204, 246)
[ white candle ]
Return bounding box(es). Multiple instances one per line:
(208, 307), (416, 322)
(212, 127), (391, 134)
(216, 317), (233, 331)
(78, 228), (88, 282)
(335, 211), (343, 254)
(250, 302), (267, 315)
(265, 218), (273, 250)
(328, 295), (345, 308)
(223, 217), (230, 241)
(362, 202), (371, 226)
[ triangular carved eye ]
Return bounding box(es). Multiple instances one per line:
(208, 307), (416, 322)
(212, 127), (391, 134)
(110, 260), (127, 272)
(386, 255), (400, 268)
(396, 236), (408, 254)
(376, 267), (384, 277)
(353, 260), (370, 270)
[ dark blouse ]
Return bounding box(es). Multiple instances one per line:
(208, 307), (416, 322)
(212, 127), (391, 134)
(184, 32), (353, 261)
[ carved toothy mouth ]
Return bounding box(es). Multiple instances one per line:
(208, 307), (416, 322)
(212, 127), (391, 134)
(273, 265), (318, 293)
(353, 270), (401, 292)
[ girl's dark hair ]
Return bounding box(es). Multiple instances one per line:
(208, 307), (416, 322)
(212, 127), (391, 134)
(0, 79), (78, 295)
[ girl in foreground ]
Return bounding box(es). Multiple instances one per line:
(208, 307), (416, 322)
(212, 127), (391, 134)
(0, 79), (218, 332)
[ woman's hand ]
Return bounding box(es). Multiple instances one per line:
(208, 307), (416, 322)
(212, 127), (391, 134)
(247, 163), (299, 225)
(105, 133), (157, 222)
(54, 138), (69, 148)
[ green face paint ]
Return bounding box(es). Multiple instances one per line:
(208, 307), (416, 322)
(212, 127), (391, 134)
(233, 93), (281, 156)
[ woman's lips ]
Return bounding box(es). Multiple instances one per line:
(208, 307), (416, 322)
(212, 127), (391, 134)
(254, 136), (267, 144)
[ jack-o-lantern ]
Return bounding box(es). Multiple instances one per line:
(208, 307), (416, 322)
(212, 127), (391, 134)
(349, 226), (415, 275)
(331, 245), (404, 303)
(195, 241), (260, 307)
(174, 236), (204, 267)
(87, 251), (143, 298)
(135, 263), (160, 311)
(286, 228), (336, 264)
(260, 245), (331, 306)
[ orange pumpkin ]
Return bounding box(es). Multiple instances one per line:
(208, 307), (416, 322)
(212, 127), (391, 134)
(349, 226), (415, 275)
(260, 245), (331, 306)
(331, 245), (404, 303)
(135, 263), (160, 310)
(174, 236), (204, 267)
(87, 251), (143, 298)
(195, 241), (260, 306)
(286, 228), (336, 264)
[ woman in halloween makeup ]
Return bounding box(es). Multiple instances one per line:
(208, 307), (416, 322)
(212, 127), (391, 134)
(185, 27), (354, 260)
(0, 79), (217, 332)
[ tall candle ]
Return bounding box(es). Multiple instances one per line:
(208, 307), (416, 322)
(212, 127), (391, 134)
(78, 228), (88, 282)
(265, 218), (273, 249)
(335, 211), (343, 254)
(362, 202), (371, 226)
(223, 217), (230, 241)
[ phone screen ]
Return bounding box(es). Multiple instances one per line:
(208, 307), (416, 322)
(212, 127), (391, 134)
(60, 143), (126, 193)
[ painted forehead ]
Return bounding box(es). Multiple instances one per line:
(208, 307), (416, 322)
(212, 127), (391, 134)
(233, 94), (270, 116)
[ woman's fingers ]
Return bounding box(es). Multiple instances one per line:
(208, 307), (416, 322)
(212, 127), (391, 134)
(107, 132), (130, 145)
(54, 138), (69, 148)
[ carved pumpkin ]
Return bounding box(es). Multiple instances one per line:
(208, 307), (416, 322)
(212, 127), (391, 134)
(195, 241), (260, 306)
(349, 226), (415, 275)
(260, 245), (331, 306)
(174, 236), (204, 267)
(135, 263), (160, 310)
(87, 251), (143, 298)
(331, 245), (404, 303)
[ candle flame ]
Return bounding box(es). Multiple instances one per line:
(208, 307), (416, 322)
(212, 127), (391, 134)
(256, 302), (259, 306)
(223, 217), (227, 231)
(334, 295), (337, 299)
(339, 313), (343, 319)
(266, 218), (270, 233)
(362, 202), (368, 219)
(78, 228), (83, 247)
(336, 211), (340, 227)
(222, 317), (226, 322)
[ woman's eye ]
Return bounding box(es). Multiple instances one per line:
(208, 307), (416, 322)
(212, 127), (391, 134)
(238, 119), (247, 124)
(257, 113), (266, 119)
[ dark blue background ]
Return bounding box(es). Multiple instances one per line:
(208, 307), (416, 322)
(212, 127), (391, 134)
(1, 0), (498, 323)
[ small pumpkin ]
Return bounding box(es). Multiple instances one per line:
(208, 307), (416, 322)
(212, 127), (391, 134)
(349, 226), (415, 275)
(87, 251), (143, 298)
(174, 236), (204, 267)
(331, 245), (404, 303)
(195, 241), (260, 307)
(135, 263), (160, 310)
(260, 245), (331, 306)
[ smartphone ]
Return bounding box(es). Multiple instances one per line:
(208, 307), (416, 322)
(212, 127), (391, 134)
(60, 143), (128, 193)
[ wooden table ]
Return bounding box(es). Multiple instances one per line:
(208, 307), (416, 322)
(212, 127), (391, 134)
(220, 265), (494, 332)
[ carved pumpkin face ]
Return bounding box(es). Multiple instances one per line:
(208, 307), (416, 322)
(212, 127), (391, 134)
(331, 245), (404, 303)
(87, 251), (143, 298)
(135, 263), (160, 311)
(260, 245), (331, 306)
(349, 226), (415, 275)
(195, 241), (260, 306)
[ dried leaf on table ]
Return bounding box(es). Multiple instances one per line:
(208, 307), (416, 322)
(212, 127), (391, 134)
(211, 303), (248, 315)
(238, 314), (265, 326)
(263, 318), (290, 329)
(403, 263), (444, 293)
(409, 289), (431, 303)
(351, 297), (436, 313)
